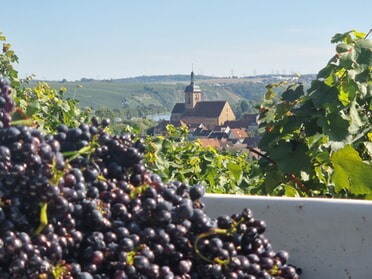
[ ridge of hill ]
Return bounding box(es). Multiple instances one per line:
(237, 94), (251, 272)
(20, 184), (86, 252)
(40, 74), (315, 112)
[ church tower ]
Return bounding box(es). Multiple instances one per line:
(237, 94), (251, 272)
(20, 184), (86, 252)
(184, 71), (201, 109)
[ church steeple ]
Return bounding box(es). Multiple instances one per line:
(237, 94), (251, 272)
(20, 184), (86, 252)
(184, 71), (201, 110)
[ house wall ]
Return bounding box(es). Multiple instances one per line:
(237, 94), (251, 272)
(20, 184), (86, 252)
(181, 116), (218, 129)
(217, 104), (236, 127)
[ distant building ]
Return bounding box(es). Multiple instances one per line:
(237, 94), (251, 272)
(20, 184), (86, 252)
(152, 119), (187, 136)
(170, 72), (236, 129)
(224, 113), (259, 129)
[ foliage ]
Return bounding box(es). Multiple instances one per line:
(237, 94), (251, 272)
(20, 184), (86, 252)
(232, 99), (258, 119)
(145, 125), (259, 194)
(14, 82), (90, 133)
(0, 32), (90, 132)
(218, 82), (267, 102)
(0, 32), (20, 88)
(256, 29), (372, 199)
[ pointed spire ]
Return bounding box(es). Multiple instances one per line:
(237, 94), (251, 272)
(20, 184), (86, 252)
(190, 70), (194, 85)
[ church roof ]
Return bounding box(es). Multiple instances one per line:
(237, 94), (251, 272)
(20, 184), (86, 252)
(182, 101), (228, 118)
(171, 103), (185, 114)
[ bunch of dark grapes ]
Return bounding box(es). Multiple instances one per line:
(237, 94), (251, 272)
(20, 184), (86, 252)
(0, 75), (301, 279)
(0, 75), (14, 128)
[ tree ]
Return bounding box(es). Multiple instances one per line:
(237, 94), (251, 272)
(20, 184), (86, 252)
(256, 29), (372, 199)
(240, 100), (250, 113)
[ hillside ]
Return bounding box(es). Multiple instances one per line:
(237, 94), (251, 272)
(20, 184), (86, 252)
(42, 74), (314, 112)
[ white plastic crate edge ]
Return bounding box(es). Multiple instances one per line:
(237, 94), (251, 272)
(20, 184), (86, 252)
(202, 193), (372, 279)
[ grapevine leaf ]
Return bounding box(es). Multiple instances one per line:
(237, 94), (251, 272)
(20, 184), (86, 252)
(352, 30), (367, 39)
(26, 100), (41, 116)
(264, 170), (282, 193)
(336, 43), (351, 54)
(338, 82), (358, 105)
(284, 185), (299, 197)
(317, 113), (349, 141)
(309, 82), (339, 108)
(355, 39), (372, 65)
(348, 101), (363, 134)
(281, 85), (304, 102)
(227, 161), (242, 182)
(339, 46), (356, 68)
(331, 31), (353, 44)
(364, 142), (372, 156)
(317, 64), (337, 79)
(59, 102), (71, 112)
(269, 141), (311, 174)
(331, 145), (372, 195)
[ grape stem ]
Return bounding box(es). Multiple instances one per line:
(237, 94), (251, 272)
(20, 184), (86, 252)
(194, 228), (228, 264)
(32, 202), (48, 237)
(63, 144), (95, 163)
(246, 146), (277, 165)
(288, 174), (309, 194)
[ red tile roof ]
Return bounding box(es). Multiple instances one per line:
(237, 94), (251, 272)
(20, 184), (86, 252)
(230, 128), (248, 139)
(198, 138), (221, 148)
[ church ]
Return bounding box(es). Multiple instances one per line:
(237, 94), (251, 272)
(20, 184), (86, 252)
(170, 72), (236, 129)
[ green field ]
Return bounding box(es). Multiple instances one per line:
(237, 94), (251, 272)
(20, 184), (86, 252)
(45, 81), (184, 110)
(41, 74), (307, 112)
(43, 81), (269, 113)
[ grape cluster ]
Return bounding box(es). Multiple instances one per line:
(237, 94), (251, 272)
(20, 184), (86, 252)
(0, 77), (301, 278)
(0, 74), (14, 128)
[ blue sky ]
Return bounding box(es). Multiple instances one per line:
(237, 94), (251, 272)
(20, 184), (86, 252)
(2, 0), (371, 81)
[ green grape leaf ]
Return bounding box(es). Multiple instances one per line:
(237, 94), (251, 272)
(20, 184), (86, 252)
(336, 43), (351, 54)
(281, 85), (304, 102)
(26, 100), (41, 116)
(331, 145), (372, 195)
(355, 39), (372, 66)
(284, 185), (299, 197)
(331, 31), (353, 44)
(227, 161), (242, 182)
(338, 81), (358, 105)
(317, 113), (349, 141)
(309, 83), (339, 108)
(339, 46), (356, 68)
(264, 170), (282, 193)
(317, 64), (337, 79)
(348, 101), (363, 135)
(269, 141), (311, 174)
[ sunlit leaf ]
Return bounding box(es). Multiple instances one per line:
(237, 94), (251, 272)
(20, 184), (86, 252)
(331, 145), (372, 194)
(284, 185), (299, 197)
(227, 161), (242, 182)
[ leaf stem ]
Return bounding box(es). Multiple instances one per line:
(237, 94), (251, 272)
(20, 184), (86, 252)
(32, 202), (48, 237)
(247, 146), (277, 165)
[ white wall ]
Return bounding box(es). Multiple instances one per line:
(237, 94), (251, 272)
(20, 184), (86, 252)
(203, 194), (372, 279)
